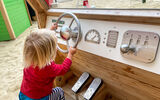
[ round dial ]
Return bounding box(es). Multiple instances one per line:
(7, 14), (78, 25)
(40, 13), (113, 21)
(85, 29), (101, 44)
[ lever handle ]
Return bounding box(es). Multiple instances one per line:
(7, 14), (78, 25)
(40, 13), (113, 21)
(120, 44), (136, 54)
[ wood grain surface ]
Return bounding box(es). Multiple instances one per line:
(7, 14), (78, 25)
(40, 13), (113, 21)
(55, 44), (160, 100)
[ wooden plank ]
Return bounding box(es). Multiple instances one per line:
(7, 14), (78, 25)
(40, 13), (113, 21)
(24, 0), (32, 25)
(36, 12), (47, 28)
(55, 44), (160, 100)
(71, 59), (160, 100)
(47, 9), (160, 18)
(0, 0), (16, 40)
(26, 0), (47, 28)
(105, 84), (139, 100)
(35, 0), (49, 11)
(47, 10), (160, 25)
(26, 0), (43, 13)
(54, 71), (73, 87)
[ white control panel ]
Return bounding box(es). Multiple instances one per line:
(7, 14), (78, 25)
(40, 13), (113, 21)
(46, 16), (160, 75)
(121, 30), (159, 63)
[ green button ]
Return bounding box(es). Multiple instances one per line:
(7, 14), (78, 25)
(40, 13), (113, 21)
(52, 19), (65, 24)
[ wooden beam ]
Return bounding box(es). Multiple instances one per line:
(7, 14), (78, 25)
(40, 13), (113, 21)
(47, 9), (160, 18)
(47, 9), (160, 25)
(36, 12), (47, 28)
(24, 0), (32, 25)
(26, 0), (47, 28)
(26, 0), (43, 13)
(35, 0), (49, 11)
(0, 0), (16, 39)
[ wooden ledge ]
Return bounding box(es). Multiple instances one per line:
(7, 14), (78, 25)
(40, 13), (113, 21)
(47, 9), (160, 18)
(47, 9), (160, 25)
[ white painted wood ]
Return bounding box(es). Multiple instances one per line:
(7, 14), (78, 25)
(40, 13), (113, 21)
(46, 16), (160, 75)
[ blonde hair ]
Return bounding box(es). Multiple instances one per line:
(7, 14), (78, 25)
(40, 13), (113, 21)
(23, 29), (57, 69)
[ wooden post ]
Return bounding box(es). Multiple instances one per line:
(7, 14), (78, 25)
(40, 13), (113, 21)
(35, 0), (49, 11)
(24, 0), (32, 25)
(26, 0), (47, 28)
(37, 12), (47, 28)
(0, 0), (16, 40)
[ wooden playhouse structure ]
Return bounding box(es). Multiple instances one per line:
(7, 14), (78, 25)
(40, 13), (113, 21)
(27, 0), (160, 100)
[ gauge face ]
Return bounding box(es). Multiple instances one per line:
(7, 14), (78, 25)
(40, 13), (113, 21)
(85, 29), (101, 44)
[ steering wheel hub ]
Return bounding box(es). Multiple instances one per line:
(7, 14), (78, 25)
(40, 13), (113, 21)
(60, 26), (71, 40)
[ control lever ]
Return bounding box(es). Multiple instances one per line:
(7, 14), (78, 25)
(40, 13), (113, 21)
(120, 44), (136, 54)
(72, 72), (90, 93)
(83, 78), (102, 100)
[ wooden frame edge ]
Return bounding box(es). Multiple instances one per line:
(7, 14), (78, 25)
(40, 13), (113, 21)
(36, 12), (47, 28)
(47, 10), (160, 25)
(26, 0), (47, 28)
(24, 0), (32, 25)
(35, 0), (49, 11)
(0, 0), (16, 40)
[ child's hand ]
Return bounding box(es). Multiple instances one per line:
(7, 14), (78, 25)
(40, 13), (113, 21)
(69, 47), (77, 55)
(50, 23), (58, 30)
(67, 47), (77, 60)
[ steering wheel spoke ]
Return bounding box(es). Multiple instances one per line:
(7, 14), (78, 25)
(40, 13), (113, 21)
(69, 18), (75, 28)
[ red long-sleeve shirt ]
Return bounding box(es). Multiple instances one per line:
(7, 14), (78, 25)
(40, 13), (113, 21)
(20, 58), (72, 99)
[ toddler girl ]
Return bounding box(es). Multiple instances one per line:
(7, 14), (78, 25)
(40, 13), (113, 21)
(19, 24), (76, 100)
